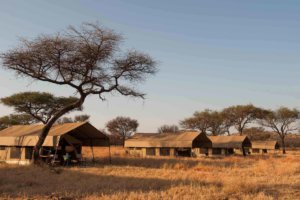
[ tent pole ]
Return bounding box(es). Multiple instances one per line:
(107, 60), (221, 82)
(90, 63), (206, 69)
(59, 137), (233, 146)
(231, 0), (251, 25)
(52, 137), (60, 165)
(90, 139), (95, 163)
(108, 141), (112, 164)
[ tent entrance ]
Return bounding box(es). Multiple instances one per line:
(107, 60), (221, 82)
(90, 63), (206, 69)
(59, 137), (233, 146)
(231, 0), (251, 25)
(146, 148), (156, 156)
(212, 148), (222, 155)
(227, 148), (234, 154)
(176, 148), (191, 157)
(262, 149), (268, 153)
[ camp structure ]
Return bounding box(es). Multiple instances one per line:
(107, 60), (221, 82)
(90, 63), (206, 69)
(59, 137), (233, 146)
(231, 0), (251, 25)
(124, 131), (212, 157)
(251, 140), (280, 154)
(0, 122), (109, 165)
(208, 135), (252, 156)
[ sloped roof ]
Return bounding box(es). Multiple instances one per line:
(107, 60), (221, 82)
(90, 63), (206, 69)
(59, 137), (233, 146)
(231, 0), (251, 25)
(125, 131), (211, 148)
(0, 122), (85, 137)
(252, 140), (279, 149)
(208, 135), (251, 148)
(0, 122), (108, 147)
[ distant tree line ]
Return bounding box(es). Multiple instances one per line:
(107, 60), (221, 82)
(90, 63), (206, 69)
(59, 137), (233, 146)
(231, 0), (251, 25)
(180, 104), (300, 154)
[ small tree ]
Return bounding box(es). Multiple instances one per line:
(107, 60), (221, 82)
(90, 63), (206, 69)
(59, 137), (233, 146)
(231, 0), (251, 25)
(106, 116), (139, 146)
(157, 124), (179, 133)
(57, 117), (74, 124)
(222, 104), (263, 135)
(259, 107), (300, 154)
(1, 92), (79, 124)
(74, 114), (90, 122)
(1, 23), (157, 160)
(0, 114), (37, 130)
(56, 114), (90, 124)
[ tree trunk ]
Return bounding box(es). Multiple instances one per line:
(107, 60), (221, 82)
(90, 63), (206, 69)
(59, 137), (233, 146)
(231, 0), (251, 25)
(33, 96), (86, 163)
(239, 127), (243, 136)
(238, 126), (243, 135)
(281, 136), (286, 154)
(122, 137), (125, 148)
(226, 130), (231, 136)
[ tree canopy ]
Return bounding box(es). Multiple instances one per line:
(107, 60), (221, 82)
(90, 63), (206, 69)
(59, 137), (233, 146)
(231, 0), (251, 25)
(180, 109), (230, 135)
(180, 109), (212, 134)
(106, 116), (139, 146)
(1, 92), (79, 124)
(0, 114), (37, 130)
(222, 104), (264, 135)
(259, 107), (300, 153)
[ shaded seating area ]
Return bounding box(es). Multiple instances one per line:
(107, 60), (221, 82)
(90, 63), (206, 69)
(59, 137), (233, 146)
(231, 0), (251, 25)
(0, 122), (109, 165)
(124, 131), (212, 157)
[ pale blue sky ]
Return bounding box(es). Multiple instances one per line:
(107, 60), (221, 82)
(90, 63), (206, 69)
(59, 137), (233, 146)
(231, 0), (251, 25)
(0, 0), (300, 132)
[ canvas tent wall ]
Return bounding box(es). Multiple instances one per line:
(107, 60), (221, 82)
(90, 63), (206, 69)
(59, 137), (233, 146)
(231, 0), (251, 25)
(125, 131), (212, 157)
(0, 122), (109, 164)
(208, 135), (252, 156)
(251, 140), (280, 154)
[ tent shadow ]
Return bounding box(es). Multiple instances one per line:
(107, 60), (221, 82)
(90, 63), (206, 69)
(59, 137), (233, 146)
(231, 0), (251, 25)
(94, 156), (243, 169)
(251, 183), (300, 199)
(0, 165), (223, 199)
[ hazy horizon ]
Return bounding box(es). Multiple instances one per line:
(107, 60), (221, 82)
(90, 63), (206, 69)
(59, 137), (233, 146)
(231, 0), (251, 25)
(1, 0), (300, 132)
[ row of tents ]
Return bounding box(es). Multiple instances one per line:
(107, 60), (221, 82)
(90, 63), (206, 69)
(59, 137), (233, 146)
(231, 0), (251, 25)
(0, 122), (280, 165)
(125, 131), (280, 157)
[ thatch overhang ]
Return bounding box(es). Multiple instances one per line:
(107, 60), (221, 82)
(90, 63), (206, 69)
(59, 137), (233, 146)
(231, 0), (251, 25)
(208, 135), (252, 149)
(251, 140), (280, 150)
(125, 131), (212, 148)
(0, 122), (109, 147)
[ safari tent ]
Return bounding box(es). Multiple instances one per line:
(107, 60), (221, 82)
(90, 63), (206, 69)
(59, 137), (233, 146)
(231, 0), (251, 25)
(0, 122), (109, 165)
(208, 135), (252, 156)
(251, 140), (280, 154)
(125, 131), (212, 157)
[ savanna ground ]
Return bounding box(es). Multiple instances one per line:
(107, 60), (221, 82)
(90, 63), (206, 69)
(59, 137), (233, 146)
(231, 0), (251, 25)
(0, 147), (300, 200)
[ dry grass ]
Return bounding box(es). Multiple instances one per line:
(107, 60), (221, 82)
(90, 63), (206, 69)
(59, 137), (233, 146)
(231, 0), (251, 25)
(0, 147), (299, 200)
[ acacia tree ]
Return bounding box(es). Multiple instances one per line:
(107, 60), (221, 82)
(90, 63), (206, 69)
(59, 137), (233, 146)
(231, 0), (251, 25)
(222, 104), (263, 135)
(259, 107), (300, 154)
(0, 114), (37, 130)
(180, 109), (212, 134)
(1, 92), (79, 124)
(106, 116), (139, 146)
(181, 110), (231, 135)
(206, 111), (230, 135)
(219, 110), (234, 135)
(157, 124), (179, 134)
(1, 23), (157, 160)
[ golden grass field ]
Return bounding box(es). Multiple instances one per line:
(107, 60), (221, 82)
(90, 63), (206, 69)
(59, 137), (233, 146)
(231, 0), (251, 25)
(0, 147), (300, 200)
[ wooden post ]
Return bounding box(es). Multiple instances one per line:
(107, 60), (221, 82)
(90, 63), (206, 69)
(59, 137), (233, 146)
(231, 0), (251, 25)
(108, 142), (112, 164)
(90, 139), (95, 163)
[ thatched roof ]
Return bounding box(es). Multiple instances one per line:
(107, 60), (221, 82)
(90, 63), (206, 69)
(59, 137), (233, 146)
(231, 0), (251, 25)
(125, 131), (211, 148)
(208, 135), (251, 148)
(252, 140), (280, 149)
(0, 122), (108, 147)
